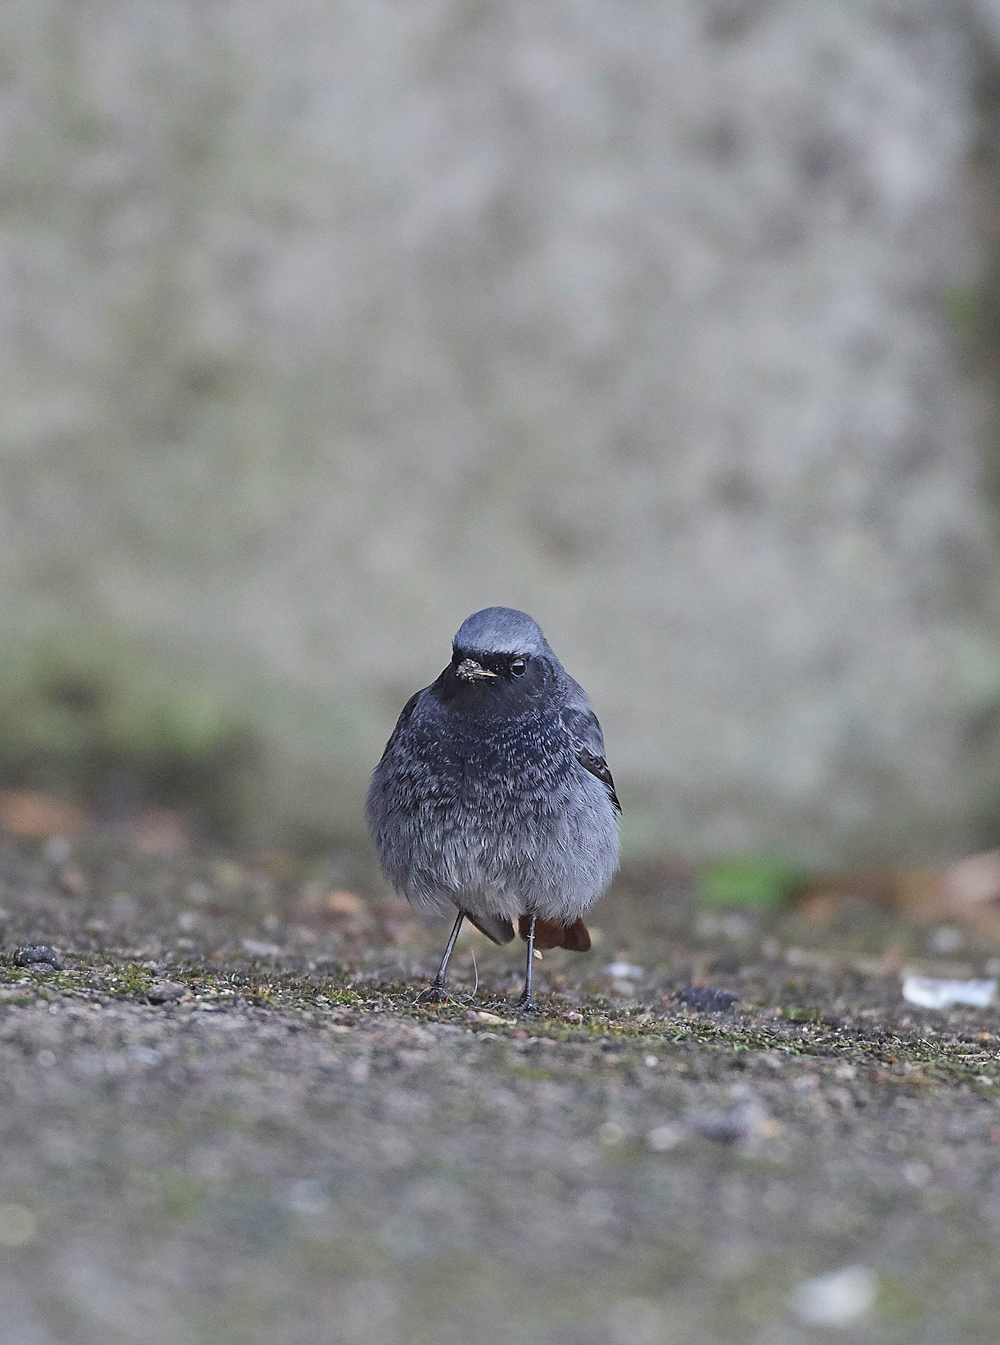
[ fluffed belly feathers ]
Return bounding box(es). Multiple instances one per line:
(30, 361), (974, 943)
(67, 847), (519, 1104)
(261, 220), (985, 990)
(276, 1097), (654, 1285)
(367, 728), (619, 924)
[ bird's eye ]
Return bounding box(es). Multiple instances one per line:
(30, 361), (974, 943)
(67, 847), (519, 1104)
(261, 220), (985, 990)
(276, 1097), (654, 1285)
(510, 658), (527, 677)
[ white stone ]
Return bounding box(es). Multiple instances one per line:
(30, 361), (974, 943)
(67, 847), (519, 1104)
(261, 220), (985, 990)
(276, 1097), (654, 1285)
(902, 975), (997, 1009)
(788, 1266), (877, 1327)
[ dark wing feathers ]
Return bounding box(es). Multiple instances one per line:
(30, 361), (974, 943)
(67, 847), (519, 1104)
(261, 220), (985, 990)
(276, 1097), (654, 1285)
(576, 746), (622, 815)
(561, 704), (622, 816)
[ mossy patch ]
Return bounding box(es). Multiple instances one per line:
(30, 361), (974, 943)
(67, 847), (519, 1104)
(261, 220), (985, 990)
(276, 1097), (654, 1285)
(3, 947), (999, 1095)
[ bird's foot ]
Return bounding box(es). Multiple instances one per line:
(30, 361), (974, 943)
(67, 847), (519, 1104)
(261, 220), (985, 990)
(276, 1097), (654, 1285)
(416, 983), (449, 1005)
(416, 984), (478, 1007)
(514, 994), (540, 1018)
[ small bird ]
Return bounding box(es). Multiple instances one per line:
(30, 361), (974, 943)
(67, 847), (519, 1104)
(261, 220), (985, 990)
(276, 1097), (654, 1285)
(366, 607), (620, 1010)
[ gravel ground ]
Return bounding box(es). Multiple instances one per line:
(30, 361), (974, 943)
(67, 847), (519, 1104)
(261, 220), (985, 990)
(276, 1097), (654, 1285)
(2, 841), (1000, 1343)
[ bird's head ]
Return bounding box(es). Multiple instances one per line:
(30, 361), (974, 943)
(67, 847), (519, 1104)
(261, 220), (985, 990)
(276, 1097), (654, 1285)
(434, 607), (558, 712)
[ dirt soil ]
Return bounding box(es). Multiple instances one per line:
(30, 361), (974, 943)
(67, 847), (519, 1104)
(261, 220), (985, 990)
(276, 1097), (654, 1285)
(2, 840), (1000, 1344)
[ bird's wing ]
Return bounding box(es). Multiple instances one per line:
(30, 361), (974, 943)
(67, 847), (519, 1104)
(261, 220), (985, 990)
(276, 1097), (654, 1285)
(561, 701), (622, 816)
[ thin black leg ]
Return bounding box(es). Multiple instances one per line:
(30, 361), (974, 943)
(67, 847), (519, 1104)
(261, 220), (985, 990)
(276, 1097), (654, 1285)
(516, 913), (536, 1011)
(418, 910), (465, 1002)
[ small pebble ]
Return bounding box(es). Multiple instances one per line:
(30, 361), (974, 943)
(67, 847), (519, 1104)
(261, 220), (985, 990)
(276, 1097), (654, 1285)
(242, 939), (282, 959)
(690, 1108), (748, 1145)
(647, 1124), (682, 1151)
(12, 945), (62, 970)
(673, 985), (739, 1013)
(788, 1266), (877, 1326)
(605, 961), (643, 980)
(146, 981), (185, 1004)
(690, 1099), (768, 1145)
(285, 1179), (330, 1215)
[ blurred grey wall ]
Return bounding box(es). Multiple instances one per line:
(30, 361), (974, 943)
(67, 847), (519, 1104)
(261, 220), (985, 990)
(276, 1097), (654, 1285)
(2, 0), (1000, 862)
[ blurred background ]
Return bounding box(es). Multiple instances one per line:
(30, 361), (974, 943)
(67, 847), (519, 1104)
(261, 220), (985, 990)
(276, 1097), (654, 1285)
(3, 0), (1000, 875)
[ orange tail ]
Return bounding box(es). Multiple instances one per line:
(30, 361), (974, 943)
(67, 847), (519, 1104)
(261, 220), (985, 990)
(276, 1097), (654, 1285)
(518, 915), (592, 952)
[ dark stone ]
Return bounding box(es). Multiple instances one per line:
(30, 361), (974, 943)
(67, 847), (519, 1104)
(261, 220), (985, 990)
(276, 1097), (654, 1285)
(674, 985), (739, 1013)
(690, 1107), (751, 1144)
(12, 945), (62, 969)
(146, 981), (185, 1004)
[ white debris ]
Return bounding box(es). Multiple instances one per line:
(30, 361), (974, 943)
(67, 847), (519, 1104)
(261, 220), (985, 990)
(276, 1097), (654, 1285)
(605, 962), (643, 980)
(788, 1266), (877, 1327)
(646, 1124), (682, 1152)
(242, 939), (282, 959)
(901, 975), (997, 1009)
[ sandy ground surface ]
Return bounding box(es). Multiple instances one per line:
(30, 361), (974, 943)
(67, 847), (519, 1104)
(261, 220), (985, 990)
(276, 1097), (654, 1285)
(2, 840), (1000, 1343)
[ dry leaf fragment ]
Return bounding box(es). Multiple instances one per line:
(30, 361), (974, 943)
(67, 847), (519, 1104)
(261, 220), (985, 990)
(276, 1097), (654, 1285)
(0, 791), (88, 839)
(326, 890), (366, 916)
(941, 851), (1000, 912)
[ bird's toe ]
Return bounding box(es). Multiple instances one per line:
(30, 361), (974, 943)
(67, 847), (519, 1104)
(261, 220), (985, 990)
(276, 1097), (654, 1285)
(416, 984), (449, 1005)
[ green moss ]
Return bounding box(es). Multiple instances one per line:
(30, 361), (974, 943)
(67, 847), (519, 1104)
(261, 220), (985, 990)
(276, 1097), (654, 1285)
(697, 857), (801, 910)
(942, 284), (985, 336)
(114, 962), (152, 996)
(157, 1170), (210, 1222)
(875, 1275), (926, 1323)
(293, 1231), (391, 1278)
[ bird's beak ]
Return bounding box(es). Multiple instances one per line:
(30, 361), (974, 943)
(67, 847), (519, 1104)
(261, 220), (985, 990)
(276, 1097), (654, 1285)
(456, 658), (498, 681)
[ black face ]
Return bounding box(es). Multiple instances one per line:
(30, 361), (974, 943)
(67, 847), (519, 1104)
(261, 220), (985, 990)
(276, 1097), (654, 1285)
(430, 646), (552, 714)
